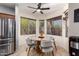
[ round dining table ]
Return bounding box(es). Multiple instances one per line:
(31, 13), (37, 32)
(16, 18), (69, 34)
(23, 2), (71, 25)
(31, 36), (45, 54)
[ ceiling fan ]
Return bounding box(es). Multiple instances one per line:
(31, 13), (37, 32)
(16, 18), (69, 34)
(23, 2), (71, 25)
(27, 3), (50, 14)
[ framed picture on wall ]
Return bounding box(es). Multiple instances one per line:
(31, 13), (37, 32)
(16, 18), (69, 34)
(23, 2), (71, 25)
(74, 9), (79, 22)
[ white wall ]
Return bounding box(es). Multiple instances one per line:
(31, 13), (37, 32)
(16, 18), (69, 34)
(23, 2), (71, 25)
(15, 5), (20, 50)
(16, 4), (69, 52)
(67, 4), (79, 53)
(0, 5), (15, 15)
(16, 8), (37, 47)
(68, 3), (79, 36)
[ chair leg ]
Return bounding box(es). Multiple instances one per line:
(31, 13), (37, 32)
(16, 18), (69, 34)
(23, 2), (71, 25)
(27, 47), (31, 56)
(53, 40), (57, 51)
(52, 51), (54, 56)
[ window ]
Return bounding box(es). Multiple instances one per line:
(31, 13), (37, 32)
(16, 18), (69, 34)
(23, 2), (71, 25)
(20, 17), (36, 35)
(47, 16), (62, 36)
(28, 19), (36, 34)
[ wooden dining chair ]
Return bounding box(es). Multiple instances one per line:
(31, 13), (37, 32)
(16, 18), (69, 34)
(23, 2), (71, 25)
(40, 40), (54, 56)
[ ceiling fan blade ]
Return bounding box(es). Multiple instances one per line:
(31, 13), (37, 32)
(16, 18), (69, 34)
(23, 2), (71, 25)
(41, 8), (50, 10)
(40, 11), (43, 14)
(32, 10), (37, 13)
(37, 3), (41, 9)
(27, 6), (37, 9)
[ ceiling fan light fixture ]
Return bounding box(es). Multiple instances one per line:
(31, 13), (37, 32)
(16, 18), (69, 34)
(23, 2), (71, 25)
(37, 9), (41, 12)
(27, 3), (50, 14)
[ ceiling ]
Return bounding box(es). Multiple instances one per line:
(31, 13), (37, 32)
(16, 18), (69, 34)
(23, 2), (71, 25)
(18, 3), (65, 14)
(0, 3), (68, 19)
(0, 3), (68, 14)
(18, 3), (68, 19)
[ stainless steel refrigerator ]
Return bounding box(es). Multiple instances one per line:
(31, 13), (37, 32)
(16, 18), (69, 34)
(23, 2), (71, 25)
(0, 17), (16, 56)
